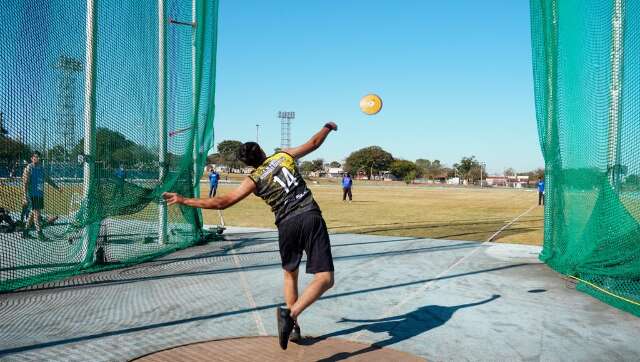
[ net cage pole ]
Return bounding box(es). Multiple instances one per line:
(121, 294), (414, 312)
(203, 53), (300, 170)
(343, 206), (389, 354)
(608, 0), (625, 190)
(158, 0), (168, 244)
(81, 0), (99, 264)
(191, 0), (202, 238)
(192, 0), (200, 199)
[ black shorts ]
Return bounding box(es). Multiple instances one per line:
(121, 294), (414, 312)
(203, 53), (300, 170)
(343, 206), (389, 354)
(30, 196), (44, 210)
(277, 211), (334, 274)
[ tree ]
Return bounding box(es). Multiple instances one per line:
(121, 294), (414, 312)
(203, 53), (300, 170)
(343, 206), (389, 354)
(504, 167), (516, 177)
(428, 160), (443, 180)
(217, 140), (243, 170)
(299, 161), (315, 175)
(206, 153), (222, 165)
(454, 156), (481, 183)
(531, 167), (545, 180)
(344, 146), (394, 177)
(71, 127), (155, 168)
(624, 174), (640, 191)
(415, 159), (430, 178)
(47, 145), (67, 161)
(444, 167), (456, 178)
(390, 159), (417, 179)
(404, 170), (417, 185)
(311, 159), (324, 172)
(329, 161), (341, 168)
(468, 164), (487, 182)
(0, 136), (31, 164)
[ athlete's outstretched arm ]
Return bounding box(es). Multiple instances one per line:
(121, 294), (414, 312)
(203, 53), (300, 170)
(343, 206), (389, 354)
(163, 178), (256, 210)
(284, 122), (337, 160)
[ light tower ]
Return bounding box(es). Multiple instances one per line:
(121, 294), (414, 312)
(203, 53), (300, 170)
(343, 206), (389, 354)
(53, 55), (83, 159)
(278, 111), (295, 149)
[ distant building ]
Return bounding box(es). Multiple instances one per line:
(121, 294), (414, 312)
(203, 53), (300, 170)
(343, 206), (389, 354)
(327, 167), (344, 177)
(447, 177), (461, 185)
(486, 176), (507, 187)
(485, 175), (530, 188)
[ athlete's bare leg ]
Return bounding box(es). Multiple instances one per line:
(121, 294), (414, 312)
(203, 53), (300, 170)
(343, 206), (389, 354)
(290, 271), (334, 319)
(283, 269), (299, 309)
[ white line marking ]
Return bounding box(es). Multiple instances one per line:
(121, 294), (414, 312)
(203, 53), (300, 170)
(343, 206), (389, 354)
(230, 248), (267, 336)
(486, 204), (537, 242)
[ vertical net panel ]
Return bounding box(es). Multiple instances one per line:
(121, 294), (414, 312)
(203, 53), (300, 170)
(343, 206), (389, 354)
(531, 0), (640, 316)
(0, 0), (219, 291)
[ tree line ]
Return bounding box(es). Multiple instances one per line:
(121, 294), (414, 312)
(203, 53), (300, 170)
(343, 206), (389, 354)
(0, 127), (174, 169)
(205, 140), (547, 184)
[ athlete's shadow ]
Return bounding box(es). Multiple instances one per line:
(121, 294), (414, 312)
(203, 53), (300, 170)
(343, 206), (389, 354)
(306, 294), (500, 361)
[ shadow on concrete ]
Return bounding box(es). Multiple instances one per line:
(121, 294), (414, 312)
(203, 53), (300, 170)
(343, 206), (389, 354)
(309, 295), (501, 361)
(0, 265), (527, 356)
(161, 235), (434, 262)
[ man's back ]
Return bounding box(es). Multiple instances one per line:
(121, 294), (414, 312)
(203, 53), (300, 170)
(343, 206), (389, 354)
(250, 152), (319, 224)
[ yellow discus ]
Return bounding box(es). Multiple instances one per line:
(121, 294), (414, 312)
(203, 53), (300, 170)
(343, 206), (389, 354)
(359, 94), (383, 115)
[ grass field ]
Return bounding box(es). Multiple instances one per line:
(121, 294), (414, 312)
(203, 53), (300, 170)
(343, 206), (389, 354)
(202, 182), (544, 245)
(0, 179), (544, 245)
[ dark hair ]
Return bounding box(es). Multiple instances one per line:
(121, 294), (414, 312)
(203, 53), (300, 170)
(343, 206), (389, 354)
(237, 142), (266, 168)
(32, 151), (42, 157)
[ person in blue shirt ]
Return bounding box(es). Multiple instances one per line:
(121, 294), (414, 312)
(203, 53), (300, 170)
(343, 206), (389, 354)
(115, 164), (126, 180)
(208, 168), (220, 197)
(537, 177), (545, 206)
(342, 173), (353, 202)
(22, 151), (61, 239)
(114, 164), (126, 196)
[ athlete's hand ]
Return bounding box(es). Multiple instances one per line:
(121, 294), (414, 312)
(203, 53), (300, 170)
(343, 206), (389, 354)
(162, 192), (184, 205)
(324, 122), (338, 131)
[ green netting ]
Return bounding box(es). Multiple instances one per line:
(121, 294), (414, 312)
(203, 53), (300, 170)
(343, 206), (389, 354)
(0, 0), (219, 291)
(531, 0), (640, 316)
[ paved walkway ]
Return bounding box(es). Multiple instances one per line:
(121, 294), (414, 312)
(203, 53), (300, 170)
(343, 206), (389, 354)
(1, 228), (639, 361)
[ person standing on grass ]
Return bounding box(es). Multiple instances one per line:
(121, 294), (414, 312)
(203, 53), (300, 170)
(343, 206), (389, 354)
(114, 164), (126, 196)
(342, 173), (353, 202)
(208, 167), (220, 197)
(537, 177), (545, 206)
(22, 151), (61, 240)
(163, 122), (338, 351)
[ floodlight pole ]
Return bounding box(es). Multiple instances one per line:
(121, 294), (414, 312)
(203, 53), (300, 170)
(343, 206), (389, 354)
(608, 0), (624, 191)
(158, 0), (168, 244)
(82, 0), (98, 265)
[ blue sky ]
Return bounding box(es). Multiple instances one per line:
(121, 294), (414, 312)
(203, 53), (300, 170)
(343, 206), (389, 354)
(213, 0), (543, 174)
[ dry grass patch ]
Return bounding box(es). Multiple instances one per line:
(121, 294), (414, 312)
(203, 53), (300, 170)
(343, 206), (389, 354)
(202, 183), (544, 245)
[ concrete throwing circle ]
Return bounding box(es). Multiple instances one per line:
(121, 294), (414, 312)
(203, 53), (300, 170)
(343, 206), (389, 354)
(132, 336), (425, 361)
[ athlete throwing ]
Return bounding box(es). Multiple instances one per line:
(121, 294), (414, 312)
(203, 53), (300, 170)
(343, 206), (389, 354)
(163, 122), (338, 350)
